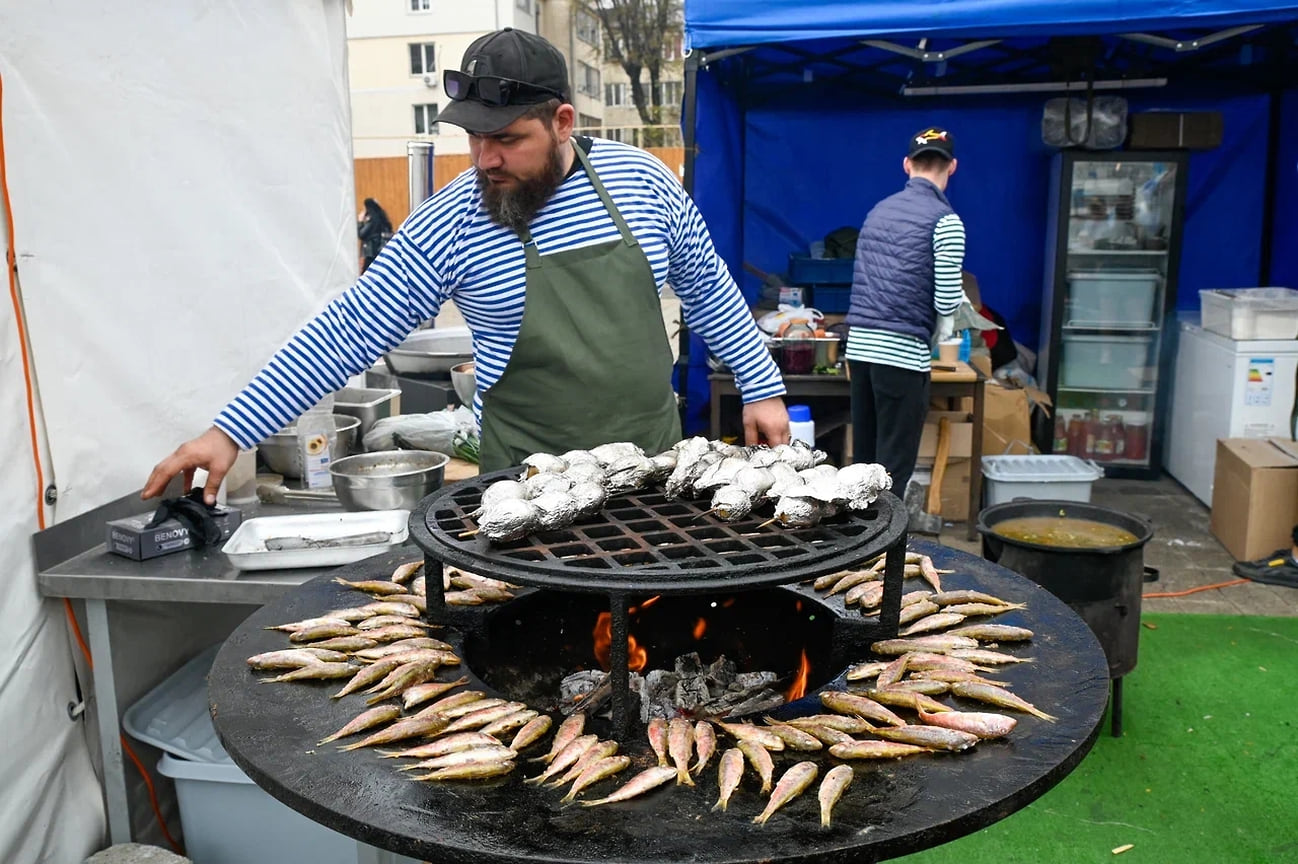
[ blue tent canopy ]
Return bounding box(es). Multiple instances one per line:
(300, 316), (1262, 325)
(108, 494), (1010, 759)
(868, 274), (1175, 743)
(676, 0), (1298, 434)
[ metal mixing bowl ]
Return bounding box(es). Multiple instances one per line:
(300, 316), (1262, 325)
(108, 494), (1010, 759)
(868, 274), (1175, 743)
(328, 450), (450, 512)
(259, 414), (361, 479)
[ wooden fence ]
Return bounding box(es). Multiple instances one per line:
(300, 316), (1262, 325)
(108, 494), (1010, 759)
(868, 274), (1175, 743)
(355, 147), (684, 227)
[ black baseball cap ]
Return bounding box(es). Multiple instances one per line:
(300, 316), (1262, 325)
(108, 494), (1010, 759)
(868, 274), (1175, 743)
(909, 127), (955, 159)
(439, 29), (571, 134)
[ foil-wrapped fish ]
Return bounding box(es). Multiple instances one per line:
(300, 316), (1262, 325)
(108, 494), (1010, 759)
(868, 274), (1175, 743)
(746, 446), (779, 468)
(771, 495), (825, 528)
(735, 466), (775, 497)
(773, 442), (817, 471)
(604, 454), (657, 493)
(560, 449), (600, 466)
(694, 456), (750, 493)
(521, 453), (567, 478)
(474, 480), (526, 516)
(477, 499), (539, 543)
(647, 451), (678, 482)
(590, 442), (645, 467)
(568, 481), (608, 518)
(837, 462), (893, 509)
(709, 485), (754, 522)
(564, 461), (607, 485)
(523, 472), (573, 499)
(530, 492), (579, 531)
(664, 437), (716, 499)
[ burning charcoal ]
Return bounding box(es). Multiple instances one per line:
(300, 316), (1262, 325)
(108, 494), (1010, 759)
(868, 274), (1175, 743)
(675, 677), (711, 711)
(735, 671), (778, 690)
(559, 670), (606, 705)
(675, 652), (705, 678)
(705, 655), (737, 681)
(725, 689), (789, 717)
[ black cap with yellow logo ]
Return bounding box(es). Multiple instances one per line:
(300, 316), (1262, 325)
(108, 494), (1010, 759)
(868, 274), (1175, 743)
(909, 127), (955, 159)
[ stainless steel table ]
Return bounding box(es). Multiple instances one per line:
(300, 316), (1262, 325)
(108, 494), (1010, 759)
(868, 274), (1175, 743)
(35, 491), (353, 846)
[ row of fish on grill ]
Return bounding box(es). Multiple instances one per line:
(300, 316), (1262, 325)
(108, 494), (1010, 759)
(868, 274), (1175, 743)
(469, 436), (894, 542)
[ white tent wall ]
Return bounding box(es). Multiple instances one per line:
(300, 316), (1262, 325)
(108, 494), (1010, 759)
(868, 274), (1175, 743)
(0, 1), (355, 859)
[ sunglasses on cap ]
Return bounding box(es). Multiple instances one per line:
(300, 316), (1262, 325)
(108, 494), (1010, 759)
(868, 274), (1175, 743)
(444, 70), (565, 106)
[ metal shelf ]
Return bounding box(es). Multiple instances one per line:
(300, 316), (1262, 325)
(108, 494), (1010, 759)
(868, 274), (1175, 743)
(1062, 322), (1160, 332)
(1067, 249), (1170, 256)
(1057, 386), (1157, 394)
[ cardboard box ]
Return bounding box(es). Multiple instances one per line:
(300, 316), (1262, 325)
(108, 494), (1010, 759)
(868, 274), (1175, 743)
(918, 414), (973, 460)
(982, 381), (1037, 456)
(1128, 112), (1223, 150)
(1210, 438), (1298, 561)
(107, 505), (243, 561)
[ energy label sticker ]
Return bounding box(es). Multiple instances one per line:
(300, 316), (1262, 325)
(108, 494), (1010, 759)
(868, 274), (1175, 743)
(1245, 358), (1274, 407)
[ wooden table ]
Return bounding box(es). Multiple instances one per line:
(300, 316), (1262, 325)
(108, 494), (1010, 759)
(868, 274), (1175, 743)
(709, 361), (985, 539)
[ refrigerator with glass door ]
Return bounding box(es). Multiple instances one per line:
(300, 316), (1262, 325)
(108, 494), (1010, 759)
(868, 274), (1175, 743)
(1035, 150), (1190, 479)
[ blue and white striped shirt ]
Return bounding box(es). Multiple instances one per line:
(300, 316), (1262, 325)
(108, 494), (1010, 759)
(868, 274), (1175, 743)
(214, 138), (784, 449)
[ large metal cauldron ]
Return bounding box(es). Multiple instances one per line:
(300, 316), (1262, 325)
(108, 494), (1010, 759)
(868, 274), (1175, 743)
(978, 499), (1154, 736)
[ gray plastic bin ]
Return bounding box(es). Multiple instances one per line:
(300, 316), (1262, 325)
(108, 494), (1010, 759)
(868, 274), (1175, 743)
(982, 455), (1104, 506)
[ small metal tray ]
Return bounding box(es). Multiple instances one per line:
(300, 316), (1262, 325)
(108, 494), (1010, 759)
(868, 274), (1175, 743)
(222, 510), (410, 571)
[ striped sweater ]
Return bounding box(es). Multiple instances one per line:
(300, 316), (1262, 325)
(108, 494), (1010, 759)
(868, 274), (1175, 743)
(214, 138), (784, 449)
(845, 212), (966, 373)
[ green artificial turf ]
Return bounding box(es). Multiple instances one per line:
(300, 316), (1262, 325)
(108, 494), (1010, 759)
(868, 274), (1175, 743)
(894, 613), (1298, 864)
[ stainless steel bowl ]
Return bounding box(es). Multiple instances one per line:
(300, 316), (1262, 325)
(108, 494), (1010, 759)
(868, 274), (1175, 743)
(384, 326), (474, 375)
(259, 414), (361, 479)
(450, 361), (476, 406)
(328, 450), (450, 512)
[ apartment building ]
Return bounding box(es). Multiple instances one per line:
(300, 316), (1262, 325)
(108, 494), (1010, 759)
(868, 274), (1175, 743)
(600, 28), (685, 147)
(346, 0), (602, 157)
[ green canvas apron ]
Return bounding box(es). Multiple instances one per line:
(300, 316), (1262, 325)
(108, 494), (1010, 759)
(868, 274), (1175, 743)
(478, 143), (681, 472)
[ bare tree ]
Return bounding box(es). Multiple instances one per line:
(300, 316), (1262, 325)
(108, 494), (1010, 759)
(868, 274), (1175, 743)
(594, 0), (681, 144)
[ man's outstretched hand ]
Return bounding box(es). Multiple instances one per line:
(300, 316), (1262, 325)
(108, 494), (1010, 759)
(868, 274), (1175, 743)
(142, 426), (239, 505)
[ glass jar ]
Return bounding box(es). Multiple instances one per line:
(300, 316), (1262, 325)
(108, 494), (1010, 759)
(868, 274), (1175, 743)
(1125, 417), (1150, 462)
(1106, 414), (1127, 460)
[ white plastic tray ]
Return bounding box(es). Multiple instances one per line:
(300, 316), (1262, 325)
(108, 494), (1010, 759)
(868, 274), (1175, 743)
(221, 510), (410, 570)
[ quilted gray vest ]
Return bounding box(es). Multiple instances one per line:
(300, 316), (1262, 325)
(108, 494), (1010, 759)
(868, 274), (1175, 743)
(847, 177), (954, 341)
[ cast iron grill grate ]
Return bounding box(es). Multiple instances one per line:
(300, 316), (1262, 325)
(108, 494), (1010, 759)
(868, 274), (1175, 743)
(415, 468), (906, 594)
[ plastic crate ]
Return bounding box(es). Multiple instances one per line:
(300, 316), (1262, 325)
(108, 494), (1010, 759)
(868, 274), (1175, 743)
(982, 455), (1104, 506)
(1199, 287), (1298, 340)
(811, 285), (851, 314)
(1066, 271), (1159, 326)
(1060, 334), (1153, 390)
(788, 254), (853, 286)
(125, 646), (416, 864)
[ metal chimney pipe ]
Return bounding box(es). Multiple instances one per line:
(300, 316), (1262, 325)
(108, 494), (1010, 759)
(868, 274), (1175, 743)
(407, 140), (435, 211)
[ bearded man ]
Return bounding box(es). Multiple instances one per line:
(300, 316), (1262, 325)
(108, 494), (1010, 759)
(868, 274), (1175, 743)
(144, 28), (788, 492)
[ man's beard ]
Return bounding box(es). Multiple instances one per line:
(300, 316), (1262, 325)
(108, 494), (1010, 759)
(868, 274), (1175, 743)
(478, 137), (566, 235)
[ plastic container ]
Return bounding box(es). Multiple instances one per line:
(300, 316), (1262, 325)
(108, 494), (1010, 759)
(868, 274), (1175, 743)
(787, 255), (853, 286)
(1067, 271), (1159, 326)
(1060, 334), (1152, 390)
(788, 404), (815, 447)
(1199, 287), (1298, 340)
(298, 394), (336, 489)
(982, 454), (1104, 506)
(332, 387), (401, 441)
(810, 285), (851, 314)
(124, 646), (412, 864)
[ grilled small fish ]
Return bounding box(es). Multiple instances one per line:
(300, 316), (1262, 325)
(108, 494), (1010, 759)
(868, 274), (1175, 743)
(879, 679), (949, 695)
(858, 687), (951, 713)
(416, 697), (505, 722)
(828, 740), (928, 760)
(260, 662), (358, 683)
(552, 740), (619, 787)
(901, 589), (936, 606)
(333, 577), (409, 596)
(951, 681), (1056, 721)
(527, 734), (598, 785)
(844, 660), (889, 682)
(360, 624), (431, 644)
(401, 677), (471, 710)
(931, 589), (1017, 608)
(760, 718), (823, 752)
(580, 765), (677, 807)
(339, 714), (450, 751)
(534, 713), (586, 764)
(266, 616), (351, 633)
(246, 648), (347, 670)
(948, 648), (1035, 666)
(668, 718), (695, 786)
(331, 658), (405, 699)
(417, 689), (485, 717)
(443, 701), (529, 734)
(941, 602), (1028, 618)
(408, 761), (516, 782)
(845, 581), (885, 609)
(869, 724), (980, 752)
(444, 590), (485, 606)
(819, 691), (907, 727)
(400, 744), (517, 772)
(390, 560), (423, 584)
(303, 636), (379, 653)
(826, 570), (877, 597)
(717, 721), (785, 752)
(692, 720), (716, 775)
(947, 624), (1035, 642)
(916, 704), (1017, 739)
(365, 659), (443, 705)
(899, 600), (941, 626)
(917, 556), (944, 592)
(324, 607), (379, 623)
(359, 601), (421, 618)
(786, 714), (873, 734)
(356, 638), (454, 660)
(509, 715), (554, 751)
(737, 740), (775, 795)
(318, 704), (402, 745)
(818, 765), (853, 828)
(713, 747), (745, 812)
(754, 762), (818, 825)
(379, 732), (499, 759)
(647, 717), (669, 766)
(902, 651), (985, 673)
(898, 612), (967, 637)
(813, 569), (856, 591)
(561, 755), (631, 803)
(909, 669), (1007, 687)
(382, 594), (427, 613)
(789, 723), (854, 746)
(288, 623), (360, 643)
(357, 615), (435, 631)
(875, 654), (910, 688)
(480, 709), (540, 739)
(870, 635), (979, 655)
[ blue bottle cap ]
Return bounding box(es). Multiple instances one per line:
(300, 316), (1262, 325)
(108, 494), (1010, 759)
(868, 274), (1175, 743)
(788, 404), (812, 422)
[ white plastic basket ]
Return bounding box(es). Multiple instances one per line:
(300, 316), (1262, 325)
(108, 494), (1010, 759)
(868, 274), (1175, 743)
(1200, 287), (1298, 340)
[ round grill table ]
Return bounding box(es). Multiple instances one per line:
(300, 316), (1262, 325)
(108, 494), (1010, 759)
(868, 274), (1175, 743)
(209, 540), (1110, 864)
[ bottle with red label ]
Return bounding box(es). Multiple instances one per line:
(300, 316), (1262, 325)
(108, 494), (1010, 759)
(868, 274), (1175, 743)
(1053, 420), (1071, 454)
(1125, 415), (1150, 462)
(1092, 410), (1114, 461)
(1107, 415), (1126, 460)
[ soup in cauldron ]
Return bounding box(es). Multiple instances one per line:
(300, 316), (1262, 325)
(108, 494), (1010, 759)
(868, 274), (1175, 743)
(991, 516), (1138, 549)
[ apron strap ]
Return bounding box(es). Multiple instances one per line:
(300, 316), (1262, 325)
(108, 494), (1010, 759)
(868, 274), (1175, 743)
(518, 142), (639, 257)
